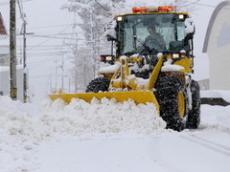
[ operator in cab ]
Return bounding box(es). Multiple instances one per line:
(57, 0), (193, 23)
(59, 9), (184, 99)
(143, 23), (166, 53)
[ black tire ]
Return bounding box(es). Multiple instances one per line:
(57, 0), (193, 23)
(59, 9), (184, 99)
(86, 77), (110, 93)
(186, 80), (201, 129)
(156, 76), (185, 131)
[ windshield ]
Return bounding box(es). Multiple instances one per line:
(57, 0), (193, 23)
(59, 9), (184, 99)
(118, 14), (186, 55)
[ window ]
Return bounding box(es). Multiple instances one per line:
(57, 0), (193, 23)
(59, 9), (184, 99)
(118, 14), (186, 55)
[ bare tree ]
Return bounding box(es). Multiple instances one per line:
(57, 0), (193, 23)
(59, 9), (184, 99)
(62, 0), (125, 91)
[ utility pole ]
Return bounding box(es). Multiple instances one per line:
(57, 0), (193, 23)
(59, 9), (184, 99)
(18, 0), (28, 102)
(10, 0), (17, 100)
(61, 54), (64, 91)
(23, 20), (27, 102)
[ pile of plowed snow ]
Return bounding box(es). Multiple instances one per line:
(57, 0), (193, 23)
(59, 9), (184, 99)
(0, 96), (166, 141)
(42, 98), (166, 136)
(201, 90), (230, 102)
(0, 96), (165, 172)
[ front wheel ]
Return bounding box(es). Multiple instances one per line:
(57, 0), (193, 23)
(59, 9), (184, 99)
(156, 76), (186, 131)
(186, 80), (201, 129)
(86, 77), (110, 93)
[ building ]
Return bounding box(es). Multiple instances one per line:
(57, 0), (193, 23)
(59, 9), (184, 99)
(0, 13), (7, 35)
(0, 12), (8, 64)
(0, 12), (23, 101)
(203, 1), (230, 90)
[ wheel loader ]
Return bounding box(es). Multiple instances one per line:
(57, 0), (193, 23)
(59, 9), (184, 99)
(50, 6), (201, 131)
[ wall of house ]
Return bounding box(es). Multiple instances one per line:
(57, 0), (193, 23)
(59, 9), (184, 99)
(0, 45), (9, 65)
(0, 66), (23, 101)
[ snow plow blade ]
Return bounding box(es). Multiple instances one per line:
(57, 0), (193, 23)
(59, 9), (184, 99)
(49, 90), (159, 112)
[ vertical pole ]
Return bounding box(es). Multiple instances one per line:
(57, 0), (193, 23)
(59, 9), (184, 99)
(73, 11), (78, 92)
(23, 21), (27, 102)
(61, 55), (64, 91)
(10, 0), (17, 100)
(55, 58), (58, 91)
(68, 77), (71, 93)
(49, 74), (52, 92)
(111, 41), (114, 56)
(90, 8), (96, 77)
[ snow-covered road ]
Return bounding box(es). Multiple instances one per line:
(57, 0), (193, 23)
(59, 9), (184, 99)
(0, 97), (230, 172)
(36, 129), (230, 172)
(35, 112), (230, 172)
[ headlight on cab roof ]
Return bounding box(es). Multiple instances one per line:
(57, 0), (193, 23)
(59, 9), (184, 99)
(117, 16), (123, 21)
(172, 53), (180, 59)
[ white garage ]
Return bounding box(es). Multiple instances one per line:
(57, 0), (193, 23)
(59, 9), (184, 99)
(203, 1), (230, 90)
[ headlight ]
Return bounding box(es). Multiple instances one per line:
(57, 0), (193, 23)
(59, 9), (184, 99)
(106, 56), (113, 61)
(172, 53), (180, 59)
(117, 16), (123, 21)
(179, 14), (185, 20)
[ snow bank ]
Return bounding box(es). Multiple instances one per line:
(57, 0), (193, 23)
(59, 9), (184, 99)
(0, 96), (165, 172)
(0, 96), (165, 140)
(201, 90), (230, 102)
(42, 98), (165, 136)
(0, 97), (39, 172)
(201, 105), (230, 132)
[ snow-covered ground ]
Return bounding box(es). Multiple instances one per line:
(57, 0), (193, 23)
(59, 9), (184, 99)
(0, 96), (230, 172)
(201, 90), (230, 102)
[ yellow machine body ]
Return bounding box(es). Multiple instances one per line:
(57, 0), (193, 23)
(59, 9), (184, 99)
(49, 56), (165, 112)
(49, 52), (192, 117)
(50, 90), (159, 111)
(49, 9), (193, 119)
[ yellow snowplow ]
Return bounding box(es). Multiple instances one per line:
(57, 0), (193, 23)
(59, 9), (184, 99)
(50, 54), (164, 112)
(50, 6), (201, 131)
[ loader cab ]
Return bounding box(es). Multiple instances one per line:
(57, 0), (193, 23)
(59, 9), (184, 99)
(112, 7), (195, 57)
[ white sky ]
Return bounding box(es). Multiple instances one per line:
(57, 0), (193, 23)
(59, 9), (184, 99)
(0, 0), (225, 99)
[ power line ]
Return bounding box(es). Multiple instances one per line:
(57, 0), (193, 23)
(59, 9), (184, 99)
(17, 0), (25, 21)
(26, 24), (75, 50)
(94, 0), (110, 12)
(0, 0), (31, 6)
(28, 23), (80, 30)
(27, 34), (86, 40)
(26, 44), (64, 48)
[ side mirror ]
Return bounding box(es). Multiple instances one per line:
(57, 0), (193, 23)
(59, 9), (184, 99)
(185, 18), (195, 35)
(106, 34), (117, 42)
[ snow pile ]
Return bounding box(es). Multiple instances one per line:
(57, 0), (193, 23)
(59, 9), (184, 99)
(201, 105), (230, 132)
(42, 98), (166, 136)
(201, 90), (230, 102)
(0, 97), (39, 172)
(0, 96), (165, 172)
(0, 96), (165, 141)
